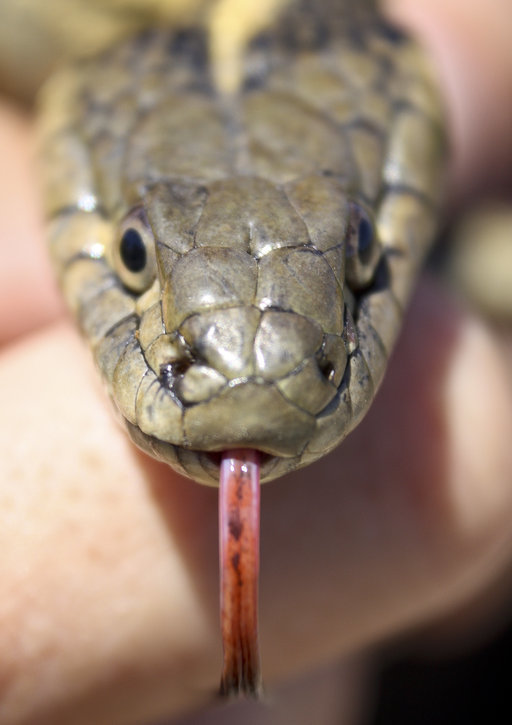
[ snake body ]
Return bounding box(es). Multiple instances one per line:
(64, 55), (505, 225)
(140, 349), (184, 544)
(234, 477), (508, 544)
(37, 0), (446, 485)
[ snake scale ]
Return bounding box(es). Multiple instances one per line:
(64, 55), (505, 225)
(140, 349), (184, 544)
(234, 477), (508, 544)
(34, 0), (446, 695)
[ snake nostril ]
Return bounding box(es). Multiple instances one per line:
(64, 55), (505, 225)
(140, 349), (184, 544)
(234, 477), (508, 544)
(159, 356), (193, 388)
(170, 358), (192, 376)
(319, 360), (336, 382)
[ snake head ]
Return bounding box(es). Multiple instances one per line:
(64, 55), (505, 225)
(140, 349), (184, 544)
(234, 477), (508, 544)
(39, 24), (445, 485)
(102, 175), (386, 484)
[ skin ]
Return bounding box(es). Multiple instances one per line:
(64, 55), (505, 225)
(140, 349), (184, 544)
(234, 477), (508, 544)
(0, 0), (512, 723)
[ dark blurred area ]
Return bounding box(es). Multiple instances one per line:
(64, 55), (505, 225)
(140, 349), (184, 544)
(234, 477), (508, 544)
(371, 618), (512, 724)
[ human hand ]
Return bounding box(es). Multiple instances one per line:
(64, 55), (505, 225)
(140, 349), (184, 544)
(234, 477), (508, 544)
(1, 1), (512, 724)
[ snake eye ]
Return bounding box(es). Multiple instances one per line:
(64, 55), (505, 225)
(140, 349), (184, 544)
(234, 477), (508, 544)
(345, 201), (382, 290)
(113, 209), (157, 293)
(120, 228), (147, 272)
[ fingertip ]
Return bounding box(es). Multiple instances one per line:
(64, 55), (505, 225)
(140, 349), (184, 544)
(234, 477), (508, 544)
(0, 101), (64, 345)
(388, 278), (512, 546)
(444, 309), (512, 537)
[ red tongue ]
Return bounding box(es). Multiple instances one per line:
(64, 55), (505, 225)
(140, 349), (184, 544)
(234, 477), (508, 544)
(219, 449), (262, 698)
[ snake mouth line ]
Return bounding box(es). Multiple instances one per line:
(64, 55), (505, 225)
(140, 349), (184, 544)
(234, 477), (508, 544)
(207, 450), (271, 468)
(205, 449), (279, 486)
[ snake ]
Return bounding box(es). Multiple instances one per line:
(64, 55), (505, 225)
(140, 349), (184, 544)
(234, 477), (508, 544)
(17, 0), (447, 698)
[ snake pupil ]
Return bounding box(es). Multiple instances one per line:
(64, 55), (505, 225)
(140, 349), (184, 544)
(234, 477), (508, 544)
(357, 216), (373, 261)
(120, 228), (146, 272)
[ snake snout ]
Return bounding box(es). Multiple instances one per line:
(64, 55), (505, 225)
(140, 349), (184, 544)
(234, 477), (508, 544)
(133, 300), (350, 459)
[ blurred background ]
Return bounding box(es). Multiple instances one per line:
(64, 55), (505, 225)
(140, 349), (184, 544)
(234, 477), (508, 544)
(1, 1), (511, 723)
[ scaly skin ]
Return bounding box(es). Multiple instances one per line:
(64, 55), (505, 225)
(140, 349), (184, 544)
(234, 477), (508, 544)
(37, 0), (446, 485)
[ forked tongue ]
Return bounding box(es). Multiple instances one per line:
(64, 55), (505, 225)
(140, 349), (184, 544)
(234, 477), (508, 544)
(219, 449), (262, 698)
